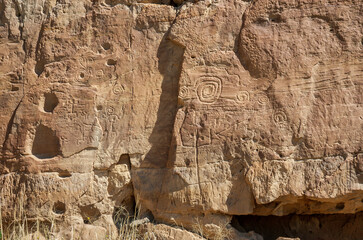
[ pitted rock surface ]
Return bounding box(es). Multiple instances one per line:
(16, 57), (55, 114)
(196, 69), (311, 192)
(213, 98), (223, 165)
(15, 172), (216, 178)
(0, 0), (362, 239)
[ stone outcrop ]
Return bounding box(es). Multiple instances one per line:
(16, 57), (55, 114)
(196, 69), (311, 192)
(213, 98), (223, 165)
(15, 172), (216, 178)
(0, 0), (362, 239)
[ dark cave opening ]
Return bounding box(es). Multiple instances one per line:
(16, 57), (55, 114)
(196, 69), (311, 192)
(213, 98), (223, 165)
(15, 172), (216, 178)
(112, 196), (137, 229)
(232, 213), (363, 240)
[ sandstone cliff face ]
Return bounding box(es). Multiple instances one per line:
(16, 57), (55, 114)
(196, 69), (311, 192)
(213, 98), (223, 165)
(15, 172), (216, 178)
(0, 0), (362, 239)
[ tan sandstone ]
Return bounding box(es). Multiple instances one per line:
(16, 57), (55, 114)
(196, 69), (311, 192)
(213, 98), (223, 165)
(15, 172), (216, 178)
(0, 0), (362, 239)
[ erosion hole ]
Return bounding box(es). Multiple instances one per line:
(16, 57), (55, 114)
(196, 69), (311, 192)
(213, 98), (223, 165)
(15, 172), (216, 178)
(336, 202), (345, 210)
(43, 92), (59, 112)
(80, 205), (101, 224)
(269, 14), (282, 23)
(53, 201), (66, 214)
(11, 85), (19, 91)
(34, 61), (45, 76)
(58, 171), (72, 178)
(102, 42), (111, 50)
(107, 59), (117, 66)
(31, 124), (61, 159)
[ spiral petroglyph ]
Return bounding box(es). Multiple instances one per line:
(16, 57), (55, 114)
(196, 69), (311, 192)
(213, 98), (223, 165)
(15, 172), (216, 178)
(273, 110), (288, 125)
(235, 90), (250, 104)
(257, 93), (269, 105)
(1, 0), (362, 238)
(196, 77), (221, 103)
(112, 84), (125, 95)
(95, 70), (104, 78)
(179, 86), (189, 99)
(107, 106), (115, 115)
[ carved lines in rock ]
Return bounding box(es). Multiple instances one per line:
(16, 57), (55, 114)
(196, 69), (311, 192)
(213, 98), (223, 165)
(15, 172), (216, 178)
(112, 83), (125, 95)
(235, 90), (250, 105)
(179, 86), (190, 99)
(196, 77), (222, 103)
(257, 93), (269, 105)
(273, 110), (288, 126)
(106, 106), (114, 115)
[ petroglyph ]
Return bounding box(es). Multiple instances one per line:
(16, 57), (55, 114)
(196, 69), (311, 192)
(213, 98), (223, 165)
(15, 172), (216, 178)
(235, 90), (250, 104)
(0, 0), (362, 239)
(196, 77), (222, 103)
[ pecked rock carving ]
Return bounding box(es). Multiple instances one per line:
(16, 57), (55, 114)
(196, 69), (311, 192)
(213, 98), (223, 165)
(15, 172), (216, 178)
(0, 0), (362, 239)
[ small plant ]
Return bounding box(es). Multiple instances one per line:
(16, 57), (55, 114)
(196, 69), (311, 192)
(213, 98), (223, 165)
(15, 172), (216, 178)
(112, 205), (140, 240)
(192, 218), (204, 237)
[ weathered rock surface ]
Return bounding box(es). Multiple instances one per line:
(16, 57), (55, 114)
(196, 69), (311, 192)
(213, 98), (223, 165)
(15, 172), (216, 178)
(0, 0), (362, 239)
(141, 223), (206, 240)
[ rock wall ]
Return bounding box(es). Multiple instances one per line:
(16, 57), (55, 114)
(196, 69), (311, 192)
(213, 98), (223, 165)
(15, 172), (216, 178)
(0, 0), (362, 239)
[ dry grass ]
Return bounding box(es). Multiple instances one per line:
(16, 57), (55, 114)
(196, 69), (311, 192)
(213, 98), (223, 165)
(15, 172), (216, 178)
(0, 189), (150, 240)
(111, 206), (144, 240)
(192, 218), (232, 240)
(0, 208), (147, 240)
(0, 187), (56, 240)
(1, 189), (228, 240)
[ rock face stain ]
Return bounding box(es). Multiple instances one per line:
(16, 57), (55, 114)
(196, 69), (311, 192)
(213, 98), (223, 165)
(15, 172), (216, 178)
(0, 0), (362, 239)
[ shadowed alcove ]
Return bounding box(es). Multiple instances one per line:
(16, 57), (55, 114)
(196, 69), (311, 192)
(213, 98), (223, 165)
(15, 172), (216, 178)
(31, 124), (61, 159)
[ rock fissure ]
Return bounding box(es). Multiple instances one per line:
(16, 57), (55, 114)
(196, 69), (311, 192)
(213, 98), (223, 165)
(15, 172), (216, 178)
(2, 96), (24, 152)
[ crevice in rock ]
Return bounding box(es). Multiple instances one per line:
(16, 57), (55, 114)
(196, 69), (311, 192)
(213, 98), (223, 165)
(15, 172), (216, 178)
(63, 147), (98, 158)
(31, 124), (61, 159)
(0, 1), (5, 26)
(195, 129), (206, 206)
(11, 0), (28, 56)
(118, 153), (131, 167)
(112, 196), (137, 229)
(12, 0), (23, 39)
(232, 213), (363, 240)
(2, 96), (24, 153)
(34, 23), (46, 76)
(107, 153), (140, 230)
